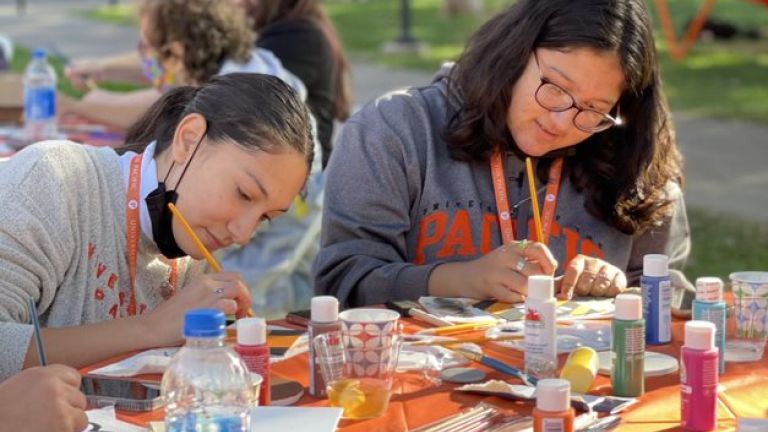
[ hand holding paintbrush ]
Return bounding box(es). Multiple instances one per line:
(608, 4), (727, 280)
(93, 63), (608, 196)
(168, 203), (255, 318)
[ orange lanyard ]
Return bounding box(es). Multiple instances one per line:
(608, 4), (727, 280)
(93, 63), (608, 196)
(490, 150), (564, 245)
(126, 154), (178, 316)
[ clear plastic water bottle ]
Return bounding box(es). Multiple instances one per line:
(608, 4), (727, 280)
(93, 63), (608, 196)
(161, 309), (253, 432)
(24, 48), (58, 141)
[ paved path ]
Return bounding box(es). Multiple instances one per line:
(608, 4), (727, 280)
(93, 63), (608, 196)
(2, 0), (766, 222)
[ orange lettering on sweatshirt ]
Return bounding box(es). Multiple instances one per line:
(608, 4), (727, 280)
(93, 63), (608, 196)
(415, 212), (448, 264)
(437, 210), (476, 258)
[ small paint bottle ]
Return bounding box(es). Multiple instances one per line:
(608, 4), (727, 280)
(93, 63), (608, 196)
(525, 275), (557, 379)
(533, 378), (575, 432)
(234, 317), (270, 406)
(692, 277), (726, 375)
(641, 254), (672, 345)
(308, 296), (341, 397)
(681, 321), (719, 432)
(559, 346), (598, 394)
(612, 293), (645, 397)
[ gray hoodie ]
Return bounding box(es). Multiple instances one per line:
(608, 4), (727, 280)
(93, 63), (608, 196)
(314, 73), (690, 308)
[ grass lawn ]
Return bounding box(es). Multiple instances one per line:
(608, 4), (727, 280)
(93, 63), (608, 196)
(74, 0), (768, 280)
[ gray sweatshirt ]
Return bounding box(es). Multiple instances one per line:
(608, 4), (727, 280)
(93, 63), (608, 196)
(314, 77), (690, 308)
(0, 141), (197, 381)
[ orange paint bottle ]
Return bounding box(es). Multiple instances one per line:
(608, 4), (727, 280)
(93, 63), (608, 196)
(533, 378), (575, 432)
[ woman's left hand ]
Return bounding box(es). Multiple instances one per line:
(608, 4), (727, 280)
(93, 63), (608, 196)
(557, 254), (627, 299)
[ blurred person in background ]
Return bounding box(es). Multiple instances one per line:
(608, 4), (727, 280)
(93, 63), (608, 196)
(63, 0), (306, 129)
(236, 0), (352, 168)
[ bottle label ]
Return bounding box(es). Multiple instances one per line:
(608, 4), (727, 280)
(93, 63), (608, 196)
(697, 306), (725, 345)
(525, 301), (556, 375)
(642, 278), (671, 343)
(659, 279), (672, 341)
(542, 417), (565, 432)
(24, 85), (56, 121)
(623, 326), (645, 356)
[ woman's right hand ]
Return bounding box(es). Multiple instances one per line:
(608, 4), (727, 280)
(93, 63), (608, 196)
(143, 272), (252, 346)
(64, 60), (104, 90)
(429, 240), (558, 303)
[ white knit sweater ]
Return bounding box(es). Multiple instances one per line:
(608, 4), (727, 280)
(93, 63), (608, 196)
(0, 141), (198, 380)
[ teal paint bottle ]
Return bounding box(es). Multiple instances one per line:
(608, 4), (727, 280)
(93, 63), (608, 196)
(692, 277), (726, 375)
(612, 293), (645, 397)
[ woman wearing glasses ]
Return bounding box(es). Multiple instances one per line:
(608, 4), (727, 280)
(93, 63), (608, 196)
(315, 0), (690, 307)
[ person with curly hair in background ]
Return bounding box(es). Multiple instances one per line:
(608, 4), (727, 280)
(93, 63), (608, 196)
(63, 0), (306, 129)
(315, 0), (691, 308)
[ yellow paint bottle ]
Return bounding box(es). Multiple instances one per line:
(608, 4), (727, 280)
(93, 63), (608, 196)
(559, 347), (598, 393)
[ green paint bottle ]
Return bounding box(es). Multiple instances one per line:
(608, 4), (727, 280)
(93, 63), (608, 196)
(612, 293), (645, 397)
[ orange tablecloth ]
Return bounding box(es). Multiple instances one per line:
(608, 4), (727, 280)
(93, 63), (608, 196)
(93, 318), (768, 431)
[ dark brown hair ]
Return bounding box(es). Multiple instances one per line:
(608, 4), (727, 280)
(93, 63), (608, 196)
(140, 0), (254, 85)
(244, 0), (352, 120)
(123, 73), (314, 169)
(445, 0), (682, 235)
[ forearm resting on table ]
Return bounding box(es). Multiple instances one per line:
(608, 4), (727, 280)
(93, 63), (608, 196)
(23, 315), (166, 370)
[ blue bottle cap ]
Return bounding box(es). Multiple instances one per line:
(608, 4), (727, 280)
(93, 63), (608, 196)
(184, 308), (225, 338)
(32, 49), (47, 59)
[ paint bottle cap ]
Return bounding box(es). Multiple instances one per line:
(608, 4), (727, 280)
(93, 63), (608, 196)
(643, 254), (668, 277)
(695, 277), (723, 303)
(311, 296), (339, 323)
(528, 275), (554, 300)
(536, 378), (571, 412)
(559, 347), (598, 393)
(615, 293), (643, 321)
(237, 317), (267, 345)
(685, 321), (716, 350)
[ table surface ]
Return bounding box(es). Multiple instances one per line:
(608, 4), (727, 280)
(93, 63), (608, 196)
(81, 317), (768, 432)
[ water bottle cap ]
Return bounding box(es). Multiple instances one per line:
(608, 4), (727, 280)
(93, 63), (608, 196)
(32, 48), (47, 59)
(237, 317), (267, 345)
(615, 293), (643, 320)
(685, 320), (716, 350)
(695, 277), (723, 302)
(536, 378), (571, 412)
(643, 254), (668, 277)
(311, 296), (339, 323)
(183, 308), (225, 338)
(528, 275), (554, 300)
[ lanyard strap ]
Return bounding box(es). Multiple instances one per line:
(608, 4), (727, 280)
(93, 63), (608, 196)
(126, 154), (178, 316)
(490, 150), (564, 245)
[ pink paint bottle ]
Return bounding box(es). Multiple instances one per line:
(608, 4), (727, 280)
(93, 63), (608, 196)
(681, 321), (718, 431)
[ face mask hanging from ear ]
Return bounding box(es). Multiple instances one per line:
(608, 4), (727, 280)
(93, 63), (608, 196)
(145, 132), (206, 259)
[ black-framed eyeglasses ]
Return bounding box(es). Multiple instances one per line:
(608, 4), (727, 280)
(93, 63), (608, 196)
(532, 51), (623, 133)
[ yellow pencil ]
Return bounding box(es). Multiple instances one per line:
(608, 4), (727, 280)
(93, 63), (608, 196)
(167, 203), (255, 317)
(415, 320), (500, 335)
(411, 333), (523, 346)
(525, 157), (545, 243)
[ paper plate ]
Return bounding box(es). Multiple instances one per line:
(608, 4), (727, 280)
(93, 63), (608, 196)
(597, 351), (679, 377)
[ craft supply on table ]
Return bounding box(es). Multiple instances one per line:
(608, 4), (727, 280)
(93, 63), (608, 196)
(597, 350), (678, 377)
(441, 367), (487, 384)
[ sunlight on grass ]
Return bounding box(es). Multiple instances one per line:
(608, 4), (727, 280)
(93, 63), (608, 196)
(85, 4), (136, 26)
(686, 208), (768, 282)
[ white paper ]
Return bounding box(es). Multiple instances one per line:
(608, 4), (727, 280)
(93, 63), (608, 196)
(89, 348), (178, 377)
(82, 406), (146, 432)
(250, 407), (343, 432)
